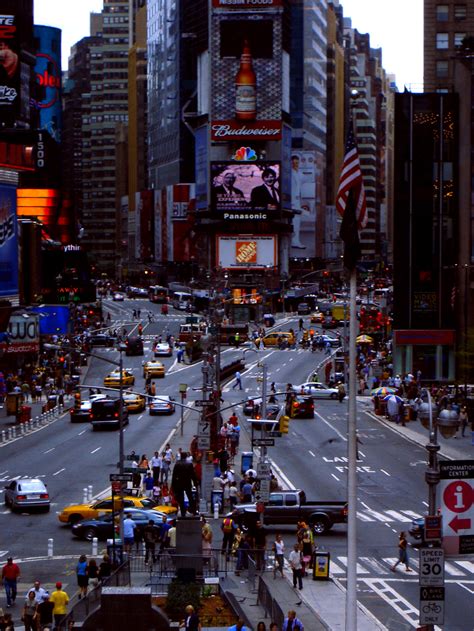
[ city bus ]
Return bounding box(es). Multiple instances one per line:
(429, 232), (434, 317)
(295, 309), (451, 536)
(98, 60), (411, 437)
(149, 285), (169, 304)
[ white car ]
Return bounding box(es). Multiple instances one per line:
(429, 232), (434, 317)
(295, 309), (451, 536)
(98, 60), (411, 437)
(154, 343), (172, 357)
(296, 382), (339, 399)
(113, 292), (125, 301)
(149, 396), (176, 415)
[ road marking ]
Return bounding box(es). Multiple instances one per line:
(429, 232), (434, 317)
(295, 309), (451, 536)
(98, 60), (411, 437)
(337, 556), (369, 574)
(331, 473), (340, 482)
(91, 447), (102, 454)
(359, 502), (394, 522)
(401, 510), (422, 520)
(314, 410), (347, 442)
(359, 578), (430, 629)
(456, 560), (474, 573)
(385, 510), (412, 523)
(444, 561), (466, 576)
(422, 501), (429, 507)
(360, 557), (390, 576)
(308, 450), (316, 457)
(357, 511), (375, 522)
(43, 448), (55, 454)
(52, 468), (65, 476)
(358, 450), (366, 458)
(78, 429), (87, 435)
(380, 469), (390, 477)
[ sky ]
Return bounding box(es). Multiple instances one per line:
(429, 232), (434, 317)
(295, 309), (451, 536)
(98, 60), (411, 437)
(34, 0), (423, 89)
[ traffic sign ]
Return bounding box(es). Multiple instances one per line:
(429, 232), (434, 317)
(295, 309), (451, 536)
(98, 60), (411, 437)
(252, 438), (275, 447)
(179, 383), (188, 393)
(257, 462), (272, 478)
(110, 473), (133, 482)
(111, 481), (122, 493)
(419, 548), (444, 587)
(268, 431), (282, 438)
(194, 400), (213, 407)
(439, 460), (474, 555)
(255, 478), (270, 502)
(424, 515), (442, 541)
(419, 586), (444, 626)
(198, 436), (210, 449)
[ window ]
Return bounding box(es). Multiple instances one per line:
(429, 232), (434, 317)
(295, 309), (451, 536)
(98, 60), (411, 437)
(436, 33), (449, 49)
(436, 5), (449, 21)
(286, 495), (298, 507)
(454, 4), (467, 20)
(436, 60), (449, 78)
(455, 32), (466, 47)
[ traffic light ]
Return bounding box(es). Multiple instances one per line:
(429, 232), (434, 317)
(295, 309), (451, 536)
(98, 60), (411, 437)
(74, 392), (81, 411)
(279, 415), (290, 434)
(58, 353), (65, 365)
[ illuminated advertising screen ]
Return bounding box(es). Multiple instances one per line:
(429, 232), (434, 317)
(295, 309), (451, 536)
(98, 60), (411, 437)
(211, 162), (280, 219)
(0, 12), (21, 118)
(33, 26), (62, 143)
(217, 235), (277, 269)
(0, 182), (18, 297)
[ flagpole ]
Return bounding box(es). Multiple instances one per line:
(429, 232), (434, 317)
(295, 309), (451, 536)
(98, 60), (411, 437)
(345, 267), (358, 631)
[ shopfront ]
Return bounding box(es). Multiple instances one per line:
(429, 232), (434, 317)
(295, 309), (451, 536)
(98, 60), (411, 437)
(393, 330), (456, 382)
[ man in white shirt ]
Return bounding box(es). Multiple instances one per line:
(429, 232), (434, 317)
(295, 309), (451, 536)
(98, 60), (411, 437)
(289, 543), (303, 590)
(26, 581), (48, 604)
(150, 451), (162, 484)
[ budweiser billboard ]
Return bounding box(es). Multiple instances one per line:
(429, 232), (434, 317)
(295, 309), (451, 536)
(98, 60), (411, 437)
(210, 8), (283, 141)
(217, 235), (277, 269)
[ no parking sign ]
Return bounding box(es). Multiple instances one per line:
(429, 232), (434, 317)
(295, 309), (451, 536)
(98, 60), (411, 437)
(439, 460), (474, 554)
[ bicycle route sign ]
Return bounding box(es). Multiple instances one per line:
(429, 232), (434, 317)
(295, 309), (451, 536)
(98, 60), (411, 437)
(419, 548), (444, 587)
(438, 460), (474, 555)
(419, 586), (444, 626)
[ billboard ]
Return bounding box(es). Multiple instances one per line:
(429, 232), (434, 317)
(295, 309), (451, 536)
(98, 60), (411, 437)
(32, 26), (62, 143)
(210, 9), (283, 141)
(0, 313), (39, 354)
(0, 182), (18, 297)
(212, 0), (282, 7)
(211, 162), (280, 219)
(217, 235), (277, 269)
(290, 151), (318, 257)
(0, 12), (21, 116)
(31, 305), (70, 335)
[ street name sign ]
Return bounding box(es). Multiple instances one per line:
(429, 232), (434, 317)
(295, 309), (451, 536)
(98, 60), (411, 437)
(194, 400), (213, 407)
(110, 473), (133, 483)
(419, 548), (444, 587)
(438, 460), (474, 554)
(419, 586), (444, 626)
(252, 438), (275, 447)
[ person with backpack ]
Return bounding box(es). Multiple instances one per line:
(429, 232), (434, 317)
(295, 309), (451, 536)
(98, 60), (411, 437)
(221, 514), (236, 556)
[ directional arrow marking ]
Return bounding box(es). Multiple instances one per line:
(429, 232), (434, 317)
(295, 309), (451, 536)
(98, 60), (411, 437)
(448, 515), (472, 533)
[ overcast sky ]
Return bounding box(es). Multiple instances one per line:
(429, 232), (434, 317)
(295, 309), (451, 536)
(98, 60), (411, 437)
(34, 0), (423, 89)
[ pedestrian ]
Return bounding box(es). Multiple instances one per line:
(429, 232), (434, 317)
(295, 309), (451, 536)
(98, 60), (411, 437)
(337, 382), (345, 403)
(87, 558), (99, 590)
(257, 624), (267, 631)
(232, 371), (243, 390)
(282, 610), (304, 630)
(49, 582), (69, 630)
(201, 517), (213, 564)
(221, 514), (236, 555)
(228, 620), (250, 631)
(391, 531), (412, 572)
(150, 451), (162, 484)
(253, 521), (267, 571)
(76, 554), (88, 599)
(180, 604), (201, 630)
(98, 555), (112, 582)
(123, 515), (137, 554)
(25, 581), (48, 605)
(22, 590), (37, 631)
(143, 519), (158, 564)
(143, 471), (154, 498)
(36, 593), (54, 630)
(2, 557), (20, 608)
(158, 516), (172, 552)
(272, 534), (285, 579)
(269, 624), (279, 631)
(459, 406), (469, 437)
(229, 481), (239, 508)
(228, 411), (238, 427)
(289, 543), (303, 590)
(171, 451), (198, 518)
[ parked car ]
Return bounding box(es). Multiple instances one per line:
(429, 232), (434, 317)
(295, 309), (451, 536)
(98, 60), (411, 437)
(149, 395), (176, 415)
(71, 507), (174, 541)
(154, 342), (172, 357)
(143, 360), (165, 379)
(4, 478), (50, 512)
(295, 382), (339, 399)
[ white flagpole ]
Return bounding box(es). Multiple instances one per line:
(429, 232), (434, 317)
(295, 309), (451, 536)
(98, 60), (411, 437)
(345, 267), (358, 630)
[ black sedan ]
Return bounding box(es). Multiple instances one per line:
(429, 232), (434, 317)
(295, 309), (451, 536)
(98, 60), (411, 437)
(71, 508), (171, 541)
(89, 333), (116, 347)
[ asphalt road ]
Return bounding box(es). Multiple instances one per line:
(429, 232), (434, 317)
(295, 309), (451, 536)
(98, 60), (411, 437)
(0, 302), (472, 630)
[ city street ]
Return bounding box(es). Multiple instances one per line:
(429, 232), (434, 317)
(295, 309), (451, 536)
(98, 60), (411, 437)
(0, 300), (473, 630)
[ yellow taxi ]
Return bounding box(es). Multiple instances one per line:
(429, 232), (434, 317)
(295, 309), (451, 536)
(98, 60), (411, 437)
(143, 360), (165, 379)
(310, 311), (325, 324)
(58, 495), (177, 524)
(123, 392), (146, 413)
(103, 369), (135, 388)
(255, 331), (295, 348)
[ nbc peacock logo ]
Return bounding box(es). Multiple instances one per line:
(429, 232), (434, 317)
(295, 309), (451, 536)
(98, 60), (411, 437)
(232, 146), (257, 161)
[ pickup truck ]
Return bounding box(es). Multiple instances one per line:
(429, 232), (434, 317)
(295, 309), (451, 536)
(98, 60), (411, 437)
(231, 489), (347, 535)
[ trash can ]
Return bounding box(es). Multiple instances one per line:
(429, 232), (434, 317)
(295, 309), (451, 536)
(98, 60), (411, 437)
(6, 392), (22, 417)
(107, 539), (124, 566)
(313, 551), (330, 580)
(211, 490), (223, 513)
(17, 405), (31, 423)
(47, 395), (57, 411)
(241, 452), (253, 475)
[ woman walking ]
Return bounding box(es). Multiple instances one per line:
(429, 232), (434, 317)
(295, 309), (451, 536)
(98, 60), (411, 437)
(77, 554), (89, 598)
(391, 531), (412, 572)
(272, 533), (285, 579)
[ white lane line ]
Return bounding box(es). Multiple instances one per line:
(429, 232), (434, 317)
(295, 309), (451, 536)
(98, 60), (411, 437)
(357, 511), (375, 522)
(308, 450), (316, 457)
(401, 510), (422, 520)
(358, 450), (366, 458)
(337, 556), (369, 574)
(314, 410), (347, 442)
(78, 430), (87, 436)
(380, 469), (391, 476)
(385, 510), (412, 523)
(422, 501), (429, 507)
(360, 557), (390, 576)
(52, 468), (65, 476)
(456, 560), (474, 573)
(137, 415), (143, 420)
(331, 473), (340, 482)
(43, 448), (55, 454)
(91, 447), (102, 454)
(444, 561), (466, 576)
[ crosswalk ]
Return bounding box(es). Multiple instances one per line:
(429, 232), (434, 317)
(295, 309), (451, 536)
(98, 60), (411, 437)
(328, 554), (474, 578)
(357, 508), (421, 523)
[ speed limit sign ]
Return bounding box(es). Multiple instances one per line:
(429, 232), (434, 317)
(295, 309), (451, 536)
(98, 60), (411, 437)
(419, 548), (444, 587)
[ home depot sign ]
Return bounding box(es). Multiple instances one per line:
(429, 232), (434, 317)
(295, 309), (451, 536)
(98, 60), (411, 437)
(217, 235), (277, 269)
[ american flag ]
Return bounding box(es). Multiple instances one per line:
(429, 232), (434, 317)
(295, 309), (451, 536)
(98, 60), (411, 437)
(336, 126), (367, 270)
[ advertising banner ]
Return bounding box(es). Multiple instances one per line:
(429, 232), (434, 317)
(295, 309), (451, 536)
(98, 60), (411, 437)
(195, 126), (208, 210)
(33, 26), (62, 143)
(0, 12), (21, 117)
(210, 10), (282, 141)
(290, 151), (317, 257)
(31, 305), (70, 336)
(0, 314), (39, 354)
(0, 183), (18, 297)
(211, 162), (280, 219)
(212, 0), (282, 7)
(217, 235), (277, 269)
